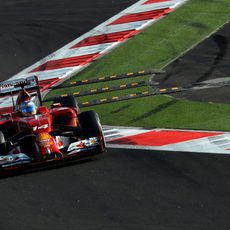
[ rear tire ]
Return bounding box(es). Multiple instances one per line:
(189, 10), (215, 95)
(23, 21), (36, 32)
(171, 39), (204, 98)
(53, 95), (79, 112)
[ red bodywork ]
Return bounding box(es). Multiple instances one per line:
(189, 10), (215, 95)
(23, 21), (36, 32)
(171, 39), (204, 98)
(0, 76), (105, 173)
(0, 105), (78, 158)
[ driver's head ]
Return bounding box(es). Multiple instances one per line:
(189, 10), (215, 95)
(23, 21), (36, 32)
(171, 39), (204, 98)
(19, 100), (37, 116)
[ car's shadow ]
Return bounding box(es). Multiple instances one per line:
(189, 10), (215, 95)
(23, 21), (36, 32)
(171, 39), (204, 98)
(0, 156), (100, 179)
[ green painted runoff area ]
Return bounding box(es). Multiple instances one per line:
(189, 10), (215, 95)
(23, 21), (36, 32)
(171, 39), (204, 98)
(45, 0), (230, 131)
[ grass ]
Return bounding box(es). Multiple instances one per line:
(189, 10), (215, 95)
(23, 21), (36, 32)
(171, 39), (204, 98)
(86, 96), (230, 131)
(45, 0), (230, 130)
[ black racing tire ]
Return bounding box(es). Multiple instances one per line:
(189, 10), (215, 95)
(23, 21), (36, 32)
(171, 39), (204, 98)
(19, 136), (39, 160)
(0, 131), (5, 144)
(53, 95), (79, 111)
(77, 110), (105, 148)
(0, 142), (12, 155)
(0, 131), (13, 155)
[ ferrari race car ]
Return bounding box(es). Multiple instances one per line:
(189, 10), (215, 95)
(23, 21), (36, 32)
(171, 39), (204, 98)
(0, 76), (105, 173)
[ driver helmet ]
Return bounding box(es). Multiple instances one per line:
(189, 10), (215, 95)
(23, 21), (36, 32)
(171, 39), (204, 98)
(19, 100), (37, 116)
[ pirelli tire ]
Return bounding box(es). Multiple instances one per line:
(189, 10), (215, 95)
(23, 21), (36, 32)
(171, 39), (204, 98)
(53, 95), (80, 112)
(0, 131), (5, 144)
(77, 110), (105, 149)
(18, 135), (38, 159)
(0, 131), (13, 155)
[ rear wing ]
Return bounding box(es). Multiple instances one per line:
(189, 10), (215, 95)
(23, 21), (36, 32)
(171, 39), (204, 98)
(0, 76), (39, 96)
(0, 76), (42, 107)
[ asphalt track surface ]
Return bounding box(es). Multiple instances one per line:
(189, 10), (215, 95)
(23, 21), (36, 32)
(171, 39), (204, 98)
(2, 150), (230, 230)
(156, 22), (230, 103)
(0, 0), (137, 80)
(1, 1), (230, 230)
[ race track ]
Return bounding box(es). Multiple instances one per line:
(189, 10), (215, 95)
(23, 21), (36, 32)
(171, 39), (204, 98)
(1, 1), (230, 230)
(0, 0), (137, 80)
(1, 149), (230, 230)
(156, 22), (230, 104)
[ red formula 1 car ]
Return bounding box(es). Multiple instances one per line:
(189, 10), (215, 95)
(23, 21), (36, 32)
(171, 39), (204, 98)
(0, 76), (105, 173)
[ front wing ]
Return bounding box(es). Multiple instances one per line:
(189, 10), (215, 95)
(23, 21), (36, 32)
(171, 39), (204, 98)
(0, 136), (105, 175)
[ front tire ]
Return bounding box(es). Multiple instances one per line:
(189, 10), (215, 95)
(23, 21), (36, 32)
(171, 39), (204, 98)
(0, 131), (13, 155)
(19, 136), (39, 160)
(0, 131), (5, 144)
(77, 111), (105, 149)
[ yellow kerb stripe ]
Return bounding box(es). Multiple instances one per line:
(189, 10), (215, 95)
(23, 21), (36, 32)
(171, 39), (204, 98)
(70, 82), (76, 85)
(98, 77), (105, 80)
(100, 99), (107, 102)
(127, 72), (134, 76)
(160, 89), (167, 92)
(91, 89), (97, 92)
(172, 87), (179, 90)
(112, 96), (119, 100)
(138, 70), (145, 74)
(61, 94), (68, 97)
(120, 84), (126, 88)
(110, 75), (117, 79)
(142, 91), (149, 95)
(82, 102), (89, 105)
(73, 92), (80, 95)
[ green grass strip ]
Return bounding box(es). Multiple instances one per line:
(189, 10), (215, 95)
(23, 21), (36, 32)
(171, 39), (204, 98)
(45, 0), (230, 130)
